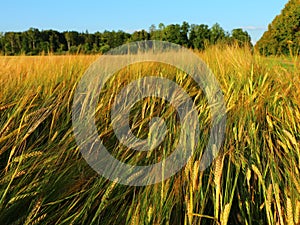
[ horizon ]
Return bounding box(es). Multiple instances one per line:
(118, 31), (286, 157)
(0, 0), (288, 44)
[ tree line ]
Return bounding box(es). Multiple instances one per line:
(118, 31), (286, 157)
(256, 0), (300, 56)
(0, 22), (252, 55)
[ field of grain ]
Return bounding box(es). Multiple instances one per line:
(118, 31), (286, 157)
(0, 46), (300, 225)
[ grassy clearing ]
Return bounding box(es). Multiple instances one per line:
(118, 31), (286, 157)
(0, 46), (299, 225)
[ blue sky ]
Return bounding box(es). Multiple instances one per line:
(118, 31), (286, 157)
(1, 0), (288, 43)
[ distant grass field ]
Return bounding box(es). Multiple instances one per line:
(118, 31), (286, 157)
(0, 46), (299, 225)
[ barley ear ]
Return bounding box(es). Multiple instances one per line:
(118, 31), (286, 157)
(287, 197), (295, 225)
(220, 203), (231, 225)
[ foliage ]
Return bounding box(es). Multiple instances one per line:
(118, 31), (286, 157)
(231, 29), (252, 47)
(0, 22), (252, 55)
(256, 0), (300, 56)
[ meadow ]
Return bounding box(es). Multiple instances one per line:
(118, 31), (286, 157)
(0, 45), (299, 225)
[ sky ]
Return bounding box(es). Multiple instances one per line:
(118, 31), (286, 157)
(0, 0), (288, 43)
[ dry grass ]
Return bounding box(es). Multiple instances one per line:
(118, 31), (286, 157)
(0, 45), (299, 224)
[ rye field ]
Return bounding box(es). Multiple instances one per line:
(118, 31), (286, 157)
(0, 45), (300, 225)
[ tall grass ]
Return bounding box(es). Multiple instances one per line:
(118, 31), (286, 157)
(0, 46), (299, 225)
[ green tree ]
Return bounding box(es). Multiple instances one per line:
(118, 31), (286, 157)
(149, 24), (158, 40)
(0, 32), (4, 54)
(4, 32), (17, 55)
(180, 21), (190, 46)
(82, 31), (95, 53)
(130, 30), (149, 42)
(231, 28), (252, 47)
(210, 23), (225, 44)
(20, 32), (30, 54)
(64, 31), (80, 52)
(49, 30), (61, 53)
(256, 0), (300, 55)
(158, 23), (165, 40)
(26, 28), (40, 54)
(189, 24), (211, 50)
(162, 24), (181, 44)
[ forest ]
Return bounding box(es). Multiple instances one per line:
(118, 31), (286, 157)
(0, 22), (252, 55)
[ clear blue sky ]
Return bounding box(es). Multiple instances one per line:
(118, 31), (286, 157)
(1, 0), (288, 43)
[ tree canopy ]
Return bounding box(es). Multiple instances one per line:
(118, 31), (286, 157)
(0, 22), (252, 55)
(256, 0), (300, 56)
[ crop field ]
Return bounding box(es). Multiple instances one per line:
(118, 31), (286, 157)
(0, 45), (300, 224)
